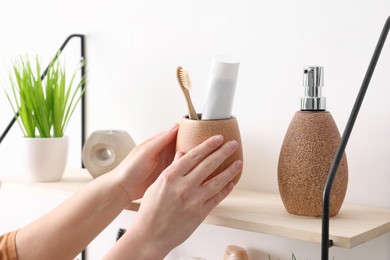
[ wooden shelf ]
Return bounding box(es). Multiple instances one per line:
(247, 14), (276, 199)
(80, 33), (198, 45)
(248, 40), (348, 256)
(1, 169), (389, 249)
(205, 189), (390, 248)
(0, 168), (92, 196)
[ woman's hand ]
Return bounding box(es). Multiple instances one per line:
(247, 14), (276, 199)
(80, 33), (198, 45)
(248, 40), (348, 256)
(113, 124), (179, 202)
(106, 134), (243, 259)
(15, 126), (180, 260)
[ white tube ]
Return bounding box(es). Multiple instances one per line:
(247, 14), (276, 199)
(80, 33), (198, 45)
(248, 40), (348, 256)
(202, 55), (240, 120)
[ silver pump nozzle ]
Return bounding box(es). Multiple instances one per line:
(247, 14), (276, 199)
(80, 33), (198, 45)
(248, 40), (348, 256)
(301, 66), (326, 111)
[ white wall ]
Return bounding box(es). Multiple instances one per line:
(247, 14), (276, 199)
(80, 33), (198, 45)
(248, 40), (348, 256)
(0, 0), (389, 259)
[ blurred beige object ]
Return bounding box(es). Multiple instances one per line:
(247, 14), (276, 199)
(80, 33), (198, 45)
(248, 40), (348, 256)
(179, 257), (206, 260)
(82, 130), (136, 178)
(224, 245), (249, 260)
(176, 114), (243, 185)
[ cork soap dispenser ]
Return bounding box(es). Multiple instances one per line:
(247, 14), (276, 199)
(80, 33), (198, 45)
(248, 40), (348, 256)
(277, 66), (348, 217)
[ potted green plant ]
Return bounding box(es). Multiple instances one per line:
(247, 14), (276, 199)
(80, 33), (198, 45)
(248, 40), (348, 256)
(5, 55), (85, 182)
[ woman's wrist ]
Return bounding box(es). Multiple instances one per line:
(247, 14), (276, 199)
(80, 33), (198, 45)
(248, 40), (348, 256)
(99, 171), (132, 209)
(104, 221), (169, 260)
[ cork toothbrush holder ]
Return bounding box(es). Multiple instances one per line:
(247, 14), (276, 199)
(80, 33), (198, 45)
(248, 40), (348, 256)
(176, 114), (243, 185)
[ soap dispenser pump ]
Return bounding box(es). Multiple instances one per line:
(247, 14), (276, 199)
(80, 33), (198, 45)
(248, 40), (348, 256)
(278, 66), (348, 217)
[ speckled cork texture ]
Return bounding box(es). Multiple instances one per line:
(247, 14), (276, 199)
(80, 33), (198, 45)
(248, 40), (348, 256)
(177, 114), (243, 184)
(278, 111), (348, 217)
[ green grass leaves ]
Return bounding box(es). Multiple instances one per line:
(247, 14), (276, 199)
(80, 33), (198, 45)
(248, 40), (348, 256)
(5, 55), (85, 138)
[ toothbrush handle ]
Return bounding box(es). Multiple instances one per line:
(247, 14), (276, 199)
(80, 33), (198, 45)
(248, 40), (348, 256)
(184, 89), (199, 120)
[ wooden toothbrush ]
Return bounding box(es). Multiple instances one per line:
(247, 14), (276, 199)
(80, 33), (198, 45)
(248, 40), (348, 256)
(176, 66), (199, 120)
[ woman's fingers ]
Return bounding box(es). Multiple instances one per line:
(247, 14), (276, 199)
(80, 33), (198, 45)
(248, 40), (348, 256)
(189, 140), (239, 185)
(174, 151), (185, 161)
(169, 135), (240, 188)
(172, 135), (225, 176)
(130, 124), (178, 156)
(203, 181), (235, 215)
(145, 124), (178, 150)
(201, 159), (242, 204)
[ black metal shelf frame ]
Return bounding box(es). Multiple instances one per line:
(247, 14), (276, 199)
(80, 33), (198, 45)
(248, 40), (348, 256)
(0, 34), (86, 168)
(321, 16), (390, 260)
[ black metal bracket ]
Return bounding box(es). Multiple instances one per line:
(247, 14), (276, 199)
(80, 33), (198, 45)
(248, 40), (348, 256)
(0, 34), (86, 168)
(321, 16), (390, 260)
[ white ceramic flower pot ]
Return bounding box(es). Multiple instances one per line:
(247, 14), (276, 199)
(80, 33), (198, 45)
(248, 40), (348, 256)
(21, 136), (69, 182)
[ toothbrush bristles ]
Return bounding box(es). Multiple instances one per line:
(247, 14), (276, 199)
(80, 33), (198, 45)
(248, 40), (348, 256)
(177, 66), (192, 90)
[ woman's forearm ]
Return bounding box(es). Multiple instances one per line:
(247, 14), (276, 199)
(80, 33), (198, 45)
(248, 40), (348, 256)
(14, 126), (178, 260)
(16, 171), (129, 260)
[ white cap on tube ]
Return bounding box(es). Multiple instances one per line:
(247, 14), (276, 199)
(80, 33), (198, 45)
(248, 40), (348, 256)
(202, 55), (240, 120)
(211, 55), (240, 80)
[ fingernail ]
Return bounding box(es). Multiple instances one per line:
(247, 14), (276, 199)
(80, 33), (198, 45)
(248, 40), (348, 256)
(174, 151), (182, 160)
(234, 160), (243, 170)
(214, 135), (224, 144)
(169, 123), (179, 132)
(227, 182), (235, 191)
(229, 140), (238, 150)
(175, 151), (185, 160)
